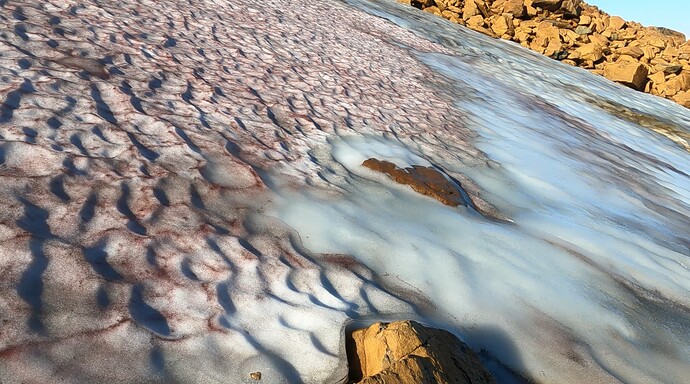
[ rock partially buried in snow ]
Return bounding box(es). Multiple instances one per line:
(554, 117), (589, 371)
(362, 158), (470, 207)
(348, 321), (495, 384)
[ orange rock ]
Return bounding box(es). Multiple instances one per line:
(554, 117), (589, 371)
(531, 0), (564, 11)
(618, 46), (644, 59)
(657, 72), (690, 96)
(501, 0), (526, 18)
(603, 62), (649, 90)
(362, 158), (470, 207)
(574, 43), (604, 62)
(673, 91), (690, 107)
(606, 15), (626, 31)
(648, 71), (666, 85)
(491, 14), (514, 37)
(349, 321), (495, 384)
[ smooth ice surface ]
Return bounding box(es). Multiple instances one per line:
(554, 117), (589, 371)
(1, 0), (689, 383)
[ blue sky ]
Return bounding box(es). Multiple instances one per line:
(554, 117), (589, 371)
(588, 0), (690, 39)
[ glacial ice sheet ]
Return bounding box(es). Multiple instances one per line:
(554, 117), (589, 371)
(272, 1), (690, 383)
(0, 0), (689, 382)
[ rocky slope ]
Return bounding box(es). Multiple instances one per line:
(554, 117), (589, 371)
(400, 0), (690, 108)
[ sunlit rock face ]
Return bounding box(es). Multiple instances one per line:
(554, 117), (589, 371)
(0, 0), (689, 383)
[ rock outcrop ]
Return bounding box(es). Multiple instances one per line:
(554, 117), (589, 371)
(348, 321), (495, 384)
(400, 0), (690, 109)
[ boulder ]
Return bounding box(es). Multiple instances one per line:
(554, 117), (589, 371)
(604, 62), (649, 90)
(648, 70), (666, 86)
(651, 27), (687, 46)
(606, 16), (626, 31)
(616, 54), (639, 63)
(574, 25), (592, 35)
(618, 46), (644, 59)
(536, 21), (561, 41)
(348, 321), (495, 384)
(657, 72), (690, 96)
(462, 0), (481, 20)
(673, 90), (690, 107)
(589, 33), (609, 47)
(442, 10), (463, 24)
(578, 15), (591, 25)
(501, 0), (525, 18)
(463, 0), (489, 19)
(466, 14), (486, 28)
(491, 14), (514, 37)
(655, 62), (683, 75)
(559, 0), (581, 18)
(573, 43), (604, 62)
(423, 5), (442, 16)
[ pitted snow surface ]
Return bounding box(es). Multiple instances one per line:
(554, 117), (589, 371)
(1, 0), (689, 383)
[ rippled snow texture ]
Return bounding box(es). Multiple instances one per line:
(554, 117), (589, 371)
(1, 0), (689, 383)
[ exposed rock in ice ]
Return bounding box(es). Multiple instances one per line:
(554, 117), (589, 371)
(0, 0), (689, 383)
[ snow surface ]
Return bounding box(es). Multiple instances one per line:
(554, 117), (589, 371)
(0, 0), (689, 383)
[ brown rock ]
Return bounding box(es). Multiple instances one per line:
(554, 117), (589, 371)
(442, 10), (463, 24)
(531, 0), (564, 12)
(679, 44), (690, 60)
(673, 91), (690, 107)
(348, 321), (495, 384)
(514, 29), (532, 44)
(574, 25), (592, 35)
(544, 39), (565, 57)
(362, 158), (469, 207)
(648, 72), (666, 85)
(501, 0), (525, 18)
(604, 61), (649, 90)
(423, 6), (442, 15)
(559, 0), (582, 18)
(590, 17), (606, 34)
(536, 21), (561, 41)
(606, 16), (626, 31)
(467, 14), (489, 31)
(573, 43), (604, 62)
(618, 46), (644, 59)
(657, 72), (690, 96)
(578, 15), (591, 25)
(523, 0), (539, 17)
(641, 46), (661, 60)
(616, 54), (639, 63)
(491, 14), (514, 37)
(589, 33), (610, 47)
(462, 0), (481, 20)
(462, 0), (489, 20)
(653, 62), (683, 75)
(650, 27), (687, 46)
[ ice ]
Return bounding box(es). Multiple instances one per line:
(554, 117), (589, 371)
(1, 0), (689, 382)
(272, 1), (690, 383)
